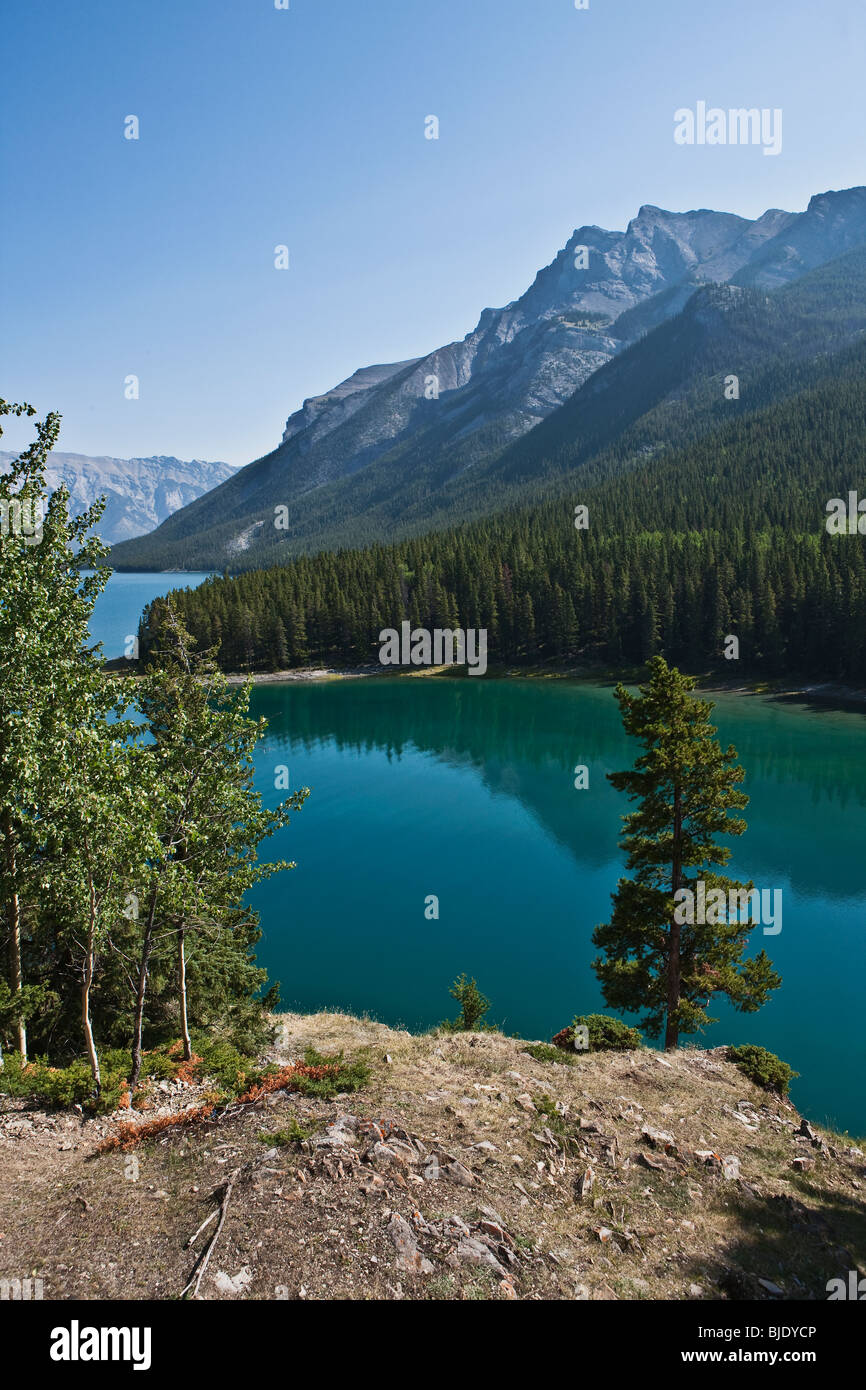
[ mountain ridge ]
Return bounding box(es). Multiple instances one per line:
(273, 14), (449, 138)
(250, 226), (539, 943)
(107, 186), (866, 571)
(0, 451), (237, 545)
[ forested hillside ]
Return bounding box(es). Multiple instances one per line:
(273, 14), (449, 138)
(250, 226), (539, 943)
(142, 346), (866, 681)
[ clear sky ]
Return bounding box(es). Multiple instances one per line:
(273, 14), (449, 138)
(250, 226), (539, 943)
(1, 0), (864, 464)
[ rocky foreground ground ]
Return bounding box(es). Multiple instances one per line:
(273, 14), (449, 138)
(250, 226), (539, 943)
(1, 1013), (863, 1301)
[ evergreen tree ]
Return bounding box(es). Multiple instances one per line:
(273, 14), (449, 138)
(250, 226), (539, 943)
(593, 656), (781, 1048)
(130, 598), (309, 1087)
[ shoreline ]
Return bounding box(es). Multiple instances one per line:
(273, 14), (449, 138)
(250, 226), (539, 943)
(104, 656), (866, 711)
(220, 664), (866, 710)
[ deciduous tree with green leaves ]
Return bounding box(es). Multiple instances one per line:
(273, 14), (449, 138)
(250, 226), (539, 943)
(593, 656), (780, 1049)
(0, 399), (119, 1061)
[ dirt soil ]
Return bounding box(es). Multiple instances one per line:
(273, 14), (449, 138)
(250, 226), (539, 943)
(1, 1012), (863, 1301)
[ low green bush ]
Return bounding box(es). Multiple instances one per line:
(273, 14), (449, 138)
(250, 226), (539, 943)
(553, 1013), (644, 1053)
(727, 1044), (798, 1096)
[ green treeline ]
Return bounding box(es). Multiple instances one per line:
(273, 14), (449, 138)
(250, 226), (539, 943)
(144, 361), (866, 680)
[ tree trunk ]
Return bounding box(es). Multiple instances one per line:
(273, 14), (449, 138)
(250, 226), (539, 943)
(130, 885), (159, 1093)
(665, 785), (683, 1051)
(177, 921), (191, 1061)
(82, 869), (100, 1092)
(3, 818), (27, 1060)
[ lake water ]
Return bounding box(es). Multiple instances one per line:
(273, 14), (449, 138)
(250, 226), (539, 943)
(87, 569), (213, 659)
(93, 572), (866, 1136)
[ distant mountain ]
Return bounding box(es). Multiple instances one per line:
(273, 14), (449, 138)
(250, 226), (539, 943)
(0, 452), (237, 545)
(109, 186), (866, 572)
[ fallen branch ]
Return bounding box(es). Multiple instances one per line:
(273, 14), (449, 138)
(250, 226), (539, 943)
(184, 1205), (219, 1251)
(180, 1168), (240, 1300)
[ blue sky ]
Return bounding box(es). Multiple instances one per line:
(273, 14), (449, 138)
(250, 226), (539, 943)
(1, 0), (864, 464)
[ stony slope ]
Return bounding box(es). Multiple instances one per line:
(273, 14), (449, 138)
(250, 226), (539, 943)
(1, 1013), (862, 1302)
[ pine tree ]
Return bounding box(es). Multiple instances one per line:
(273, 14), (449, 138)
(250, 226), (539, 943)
(593, 656), (781, 1048)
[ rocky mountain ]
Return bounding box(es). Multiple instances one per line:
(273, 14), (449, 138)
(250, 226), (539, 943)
(0, 451), (237, 545)
(108, 186), (866, 572)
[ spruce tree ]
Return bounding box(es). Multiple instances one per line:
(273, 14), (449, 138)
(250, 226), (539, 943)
(593, 656), (781, 1048)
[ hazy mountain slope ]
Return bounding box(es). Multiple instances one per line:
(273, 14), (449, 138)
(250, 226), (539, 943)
(109, 187), (866, 572)
(0, 451), (236, 545)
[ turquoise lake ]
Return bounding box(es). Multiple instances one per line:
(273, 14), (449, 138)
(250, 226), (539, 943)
(93, 572), (866, 1136)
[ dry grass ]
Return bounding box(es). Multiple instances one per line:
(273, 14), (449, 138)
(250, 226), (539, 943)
(0, 1012), (863, 1301)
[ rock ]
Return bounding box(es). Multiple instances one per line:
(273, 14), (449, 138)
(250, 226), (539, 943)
(472, 1140), (498, 1153)
(515, 1094), (536, 1113)
(641, 1124), (677, 1150)
(478, 1219), (515, 1248)
(371, 1141), (407, 1168)
(454, 1236), (507, 1278)
(791, 1156), (813, 1172)
(637, 1151), (667, 1171)
(577, 1167), (594, 1197)
(388, 1214), (433, 1275)
(758, 1278), (784, 1297)
(444, 1159), (476, 1187)
(722, 1155), (740, 1180)
(212, 1266), (254, 1296)
(689, 1283), (704, 1297)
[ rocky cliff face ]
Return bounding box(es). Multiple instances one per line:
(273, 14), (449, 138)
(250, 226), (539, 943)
(0, 451), (237, 545)
(107, 185), (866, 570)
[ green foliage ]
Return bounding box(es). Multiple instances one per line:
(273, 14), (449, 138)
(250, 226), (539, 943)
(0, 402), (307, 1099)
(727, 1044), (798, 1096)
(294, 1045), (370, 1097)
(593, 658), (780, 1048)
(441, 974), (493, 1032)
(564, 1013), (645, 1052)
(189, 1034), (261, 1097)
(136, 332), (866, 685)
(258, 1116), (317, 1146)
(522, 1042), (576, 1066)
(0, 1051), (129, 1112)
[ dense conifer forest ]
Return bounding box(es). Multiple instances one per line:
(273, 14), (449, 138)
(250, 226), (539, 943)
(142, 349), (866, 681)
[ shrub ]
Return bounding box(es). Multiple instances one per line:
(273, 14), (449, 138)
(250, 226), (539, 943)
(551, 1013), (644, 1054)
(522, 1042), (575, 1066)
(441, 974), (494, 1032)
(727, 1044), (798, 1096)
(0, 1050), (131, 1113)
(258, 1117), (316, 1146)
